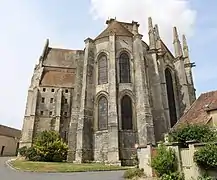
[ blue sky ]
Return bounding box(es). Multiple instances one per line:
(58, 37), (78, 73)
(0, 0), (216, 129)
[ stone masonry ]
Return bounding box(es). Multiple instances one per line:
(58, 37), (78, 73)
(19, 17), (196, 165)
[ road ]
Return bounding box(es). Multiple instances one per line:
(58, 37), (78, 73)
(0, 157), (125, 180)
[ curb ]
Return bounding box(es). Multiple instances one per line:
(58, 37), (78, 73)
(5, 158), (20, 172)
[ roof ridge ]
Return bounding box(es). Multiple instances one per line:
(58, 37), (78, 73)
(95, 20), (133, 40)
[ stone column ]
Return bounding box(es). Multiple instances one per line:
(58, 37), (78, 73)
(107, 33), (120, 165)
(20, 87), (38, 148)
(75, 38), (95, 163)
(54, 88), (62, 132)
(67, 52), (84, 162)
(173, 27), (191, 113)
(133, 33), (155, 146)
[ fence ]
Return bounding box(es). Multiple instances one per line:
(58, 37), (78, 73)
(137, 141), (217, 180)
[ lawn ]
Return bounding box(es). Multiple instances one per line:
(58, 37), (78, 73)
(10, 159), (129, 173)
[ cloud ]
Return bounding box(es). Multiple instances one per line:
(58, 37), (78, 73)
(90, 0), (197, 48)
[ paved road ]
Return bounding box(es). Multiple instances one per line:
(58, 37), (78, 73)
(0, 157), (125, 180)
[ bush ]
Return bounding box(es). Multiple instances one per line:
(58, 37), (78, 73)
(160, 172), (184, 180)
(194, 143), (217, 170)
(169, 125), (217, 144)
(151, 144), (178, 177)
(23, 130), (68, 162)
(123, 168), (145, 179)
(18, 146), (28, 156)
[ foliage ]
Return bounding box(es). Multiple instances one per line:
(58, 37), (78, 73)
(123, 168), (145, 179)
(194, 143), (217, 170)
(131, 151), (139, 168)
(198, 174), (214, 180)
(169, 125), (217, 144)
(151, 144), (178, 177)
(160, 172), (184, 180)
(23, 130), (68, 162)
(18, 146), (28, 156)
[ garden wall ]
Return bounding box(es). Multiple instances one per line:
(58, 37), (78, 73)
(137, 142), (217, 180)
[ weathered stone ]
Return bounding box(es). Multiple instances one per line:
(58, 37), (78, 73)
(20, 18), (196, 165)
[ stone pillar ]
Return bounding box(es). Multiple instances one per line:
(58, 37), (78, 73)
(173, 27), (191, 113)
(182, 35), (196, 105)
(20, 87), (38, 148)
(54, 88), (62, 132)
(107, 33), (120, 165)
(75, 38), (95, 163)
(133, 33), (155, 146)
(67, 52), (84, 162)
(137, 144), (153, 177)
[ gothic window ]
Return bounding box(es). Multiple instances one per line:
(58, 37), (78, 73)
(119, 53), (130, 83)
(98, 54), (108, 84)
(121, 95), (133, 130)
(165, 68), (177, 127)
(98, 96), (108, 130)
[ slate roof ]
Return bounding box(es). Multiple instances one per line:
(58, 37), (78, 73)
(95, 20), (134, 40)
(0, 124), (21, 138)
(173, 90), (217, 129)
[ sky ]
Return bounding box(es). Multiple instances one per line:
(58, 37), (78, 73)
(0, 0), (216, 129)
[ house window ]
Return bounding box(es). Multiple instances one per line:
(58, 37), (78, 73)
(65, 99), (68, 104)
(65, 89), (68, 93)
(43, 88), (46, 92)
(98, 54), (108, 85)
(49, 111), (52, 116)
(98, 96), (108, 130)
(40, 111), (44, 115)
(41, 97), (45, 103)
(119, 52), (131, 83)
(51, 89), (55, 92)
(64, 112), (67, 116)
(50, 98), (54, 103)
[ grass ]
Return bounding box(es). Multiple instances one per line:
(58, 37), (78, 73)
(10, 159), (129, 173)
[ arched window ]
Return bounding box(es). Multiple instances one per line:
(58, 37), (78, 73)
(98, 54), (108, 84)
(119, 53), (130, 83)
(165, 68), (177, 127)
(121, 95), (133, 130)
(98, 96), (108, 130)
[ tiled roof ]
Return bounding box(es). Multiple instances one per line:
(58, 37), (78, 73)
(0, 124), (21, 138)
(95, 21), (133, 40)
(40, 70), (76, 88)
(173, 90), (217, 129)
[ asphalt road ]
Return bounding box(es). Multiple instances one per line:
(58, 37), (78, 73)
(0, 157), (125, 180)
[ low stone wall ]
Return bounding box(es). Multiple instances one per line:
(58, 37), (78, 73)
(137, 142), (217, 180)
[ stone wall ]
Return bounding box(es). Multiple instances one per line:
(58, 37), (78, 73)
(0, 135), (19, 156)
(137, 142), (217, 179)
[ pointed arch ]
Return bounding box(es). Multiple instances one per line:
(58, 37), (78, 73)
(121, 95), (133, 130)
(165, 68), (177, 127)
(98, 54), (108, 84)
(98, 96), (108, 130)
(119, 52), (131, 83)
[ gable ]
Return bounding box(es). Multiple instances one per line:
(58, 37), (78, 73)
(95, 21), (133, 40)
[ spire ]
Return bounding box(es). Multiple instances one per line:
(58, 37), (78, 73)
(182, 34), (189, 57)
(148, 17), (156, 49)
(154, 24), (160, 40)
(173, 27), (183, 58)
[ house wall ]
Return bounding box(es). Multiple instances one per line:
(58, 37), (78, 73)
(0, 135), (19, 156)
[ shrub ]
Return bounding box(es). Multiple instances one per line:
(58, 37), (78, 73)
(123, 168), (145, 179)
(161, 172), (184, 180)
(18, 146), (28, 156)
(151, 144), (178, 177)
(169, 125), (217, 144)
(194, 143), (217, 170)
(23, 130), (68, 162)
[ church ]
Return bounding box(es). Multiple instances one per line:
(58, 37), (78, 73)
(20, 17), (196, 165)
